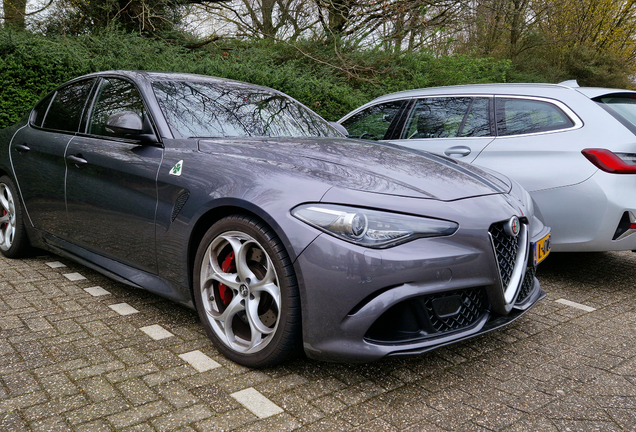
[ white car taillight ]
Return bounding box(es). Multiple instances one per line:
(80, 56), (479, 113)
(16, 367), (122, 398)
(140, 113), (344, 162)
(581, 148), (636, 174)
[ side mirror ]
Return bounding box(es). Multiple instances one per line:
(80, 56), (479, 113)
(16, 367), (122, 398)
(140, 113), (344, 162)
(105, 111), (143, 136)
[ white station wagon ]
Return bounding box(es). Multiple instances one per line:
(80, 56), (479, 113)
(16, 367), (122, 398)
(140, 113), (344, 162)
(339, 82), (636, 253)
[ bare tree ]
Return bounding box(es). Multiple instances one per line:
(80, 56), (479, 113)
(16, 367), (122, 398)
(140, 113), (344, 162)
(2, 0), (54, 30)
(195, 0), (317, 40)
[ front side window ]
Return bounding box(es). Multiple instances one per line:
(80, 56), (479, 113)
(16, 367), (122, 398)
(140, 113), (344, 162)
(403, 97), (489, 139)
(152, 80), (340, 139)
(41, 79), (95, 132)
(341, 101), (405, 140)
(495, 98), (574, 136)
(88, 78), (147, 137)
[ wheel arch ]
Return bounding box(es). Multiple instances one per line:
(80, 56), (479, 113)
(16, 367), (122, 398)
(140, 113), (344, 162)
(186, 200), (303, 307)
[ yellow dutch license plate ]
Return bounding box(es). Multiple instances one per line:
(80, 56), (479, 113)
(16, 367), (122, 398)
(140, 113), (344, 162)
(534, 232), (551, 266)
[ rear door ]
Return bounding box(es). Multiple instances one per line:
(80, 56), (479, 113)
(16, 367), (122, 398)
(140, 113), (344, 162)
(472, 96), (593, 191)
(64, 77), (163, 273)
(10, 79), (96, 236)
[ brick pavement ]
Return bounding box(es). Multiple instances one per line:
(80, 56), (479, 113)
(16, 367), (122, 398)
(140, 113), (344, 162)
(0, 250), (634, 431)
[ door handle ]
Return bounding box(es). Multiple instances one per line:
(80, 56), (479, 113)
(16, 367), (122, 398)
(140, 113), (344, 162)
(66, 155), (88, 166)
(444, 146), (471, 157)
(14, 144), (30, 152)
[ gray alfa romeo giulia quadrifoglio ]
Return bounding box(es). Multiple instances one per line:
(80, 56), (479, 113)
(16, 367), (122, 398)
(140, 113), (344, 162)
(0, 71), (550, 367)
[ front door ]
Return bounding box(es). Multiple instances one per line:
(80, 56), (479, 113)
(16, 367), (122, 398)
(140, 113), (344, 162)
(64, 77), (162, 273)
(389, 96), (495, 163)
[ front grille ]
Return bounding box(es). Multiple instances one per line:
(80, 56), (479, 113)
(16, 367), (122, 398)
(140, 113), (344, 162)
(365, 287), (488, 343)
(423, 288), (488, 333)
(516, 266), (536, 305)
(489, 222), (520, 287)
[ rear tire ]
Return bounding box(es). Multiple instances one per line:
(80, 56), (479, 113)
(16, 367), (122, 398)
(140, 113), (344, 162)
(193, 215), (301, 368)
(0, 176), (32, 258)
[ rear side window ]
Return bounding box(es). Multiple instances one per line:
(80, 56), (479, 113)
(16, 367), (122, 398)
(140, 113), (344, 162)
(341, 101), (406, 140)
(402, 97), (491, 139)
(495, 98), (574, 136)
(594, 94), (636, 135)
(461, 98), (491, 137)
(31, 93), (54, 127)
(42, 79), (95, 133)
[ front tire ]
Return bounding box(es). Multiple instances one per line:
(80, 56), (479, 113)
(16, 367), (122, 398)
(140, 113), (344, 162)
(0, 176), (31, 258)
(193, 215), (301, 368)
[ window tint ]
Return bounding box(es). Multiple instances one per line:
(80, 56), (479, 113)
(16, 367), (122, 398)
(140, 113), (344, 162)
(594, 94), (636, 135)
(153, 81), (339, 138)
(403, 97), (476, 139)
(341, 101), (405, 140)
(42, 79), (94, 132)
(496, 98), (574, 136)
(461, 98), (491, 137)
(31, 92), (54, 127)
(88, 78), (146, 137)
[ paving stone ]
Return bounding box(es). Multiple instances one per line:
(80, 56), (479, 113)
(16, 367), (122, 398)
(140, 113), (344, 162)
(112, 347), (151, 366)
(73, 418), (114, 431)
(178, 350), (220, 372)
(0, 411), (28, 431)
(84, 286), (111, 297)
(140, 324), (174, 341)
(117, 379), (160, 406)
(78, 376), (120, 403)
(108, 303), (139, 316)
(106, 400), (172, 429)
(190, 384), (240, 413)
(194, 407), (256, 431)
(63, 273), (87, 281)
(143, 366), (197, 388)
(155, 381), (198, 408)
(29, 414), (71, 432)
(272, 391), (325, 424)
(231, 387), (283, 419)
(22, 394), (88, 422)
(23, 317), (53, 332)
(64, 397), (130, 425)
(150, 404), (214, 431)
(2, 370), (41, 396)
(106, 362), (161, 384)
(68, 361), (126, 381)
(0, 391), (49, 413)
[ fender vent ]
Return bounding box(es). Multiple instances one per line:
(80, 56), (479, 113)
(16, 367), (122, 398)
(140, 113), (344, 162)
(171, 192), (190, 222)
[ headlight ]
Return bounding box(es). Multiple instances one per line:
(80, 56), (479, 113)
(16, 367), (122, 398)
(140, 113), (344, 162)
(291, 204), (458, 248)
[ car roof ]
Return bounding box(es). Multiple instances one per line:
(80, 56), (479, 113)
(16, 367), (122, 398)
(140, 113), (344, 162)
(365, 82), (636, 104)
(78, 70), (281, 93)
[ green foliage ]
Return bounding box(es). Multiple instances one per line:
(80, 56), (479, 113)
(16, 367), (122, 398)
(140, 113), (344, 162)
(0, 29), (538, 129)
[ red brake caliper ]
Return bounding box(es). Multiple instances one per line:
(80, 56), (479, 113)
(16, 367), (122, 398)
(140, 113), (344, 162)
(218, 251), (235, 306)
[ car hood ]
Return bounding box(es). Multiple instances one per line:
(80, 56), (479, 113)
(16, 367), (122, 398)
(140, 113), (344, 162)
(198, 137), (511, 201)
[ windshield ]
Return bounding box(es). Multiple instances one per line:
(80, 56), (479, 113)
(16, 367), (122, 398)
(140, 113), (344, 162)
(152, 80), (340, 139)
(595, 93), (636, 135)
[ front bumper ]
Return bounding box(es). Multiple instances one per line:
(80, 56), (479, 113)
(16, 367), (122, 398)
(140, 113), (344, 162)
(295, 213), (549, 363)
